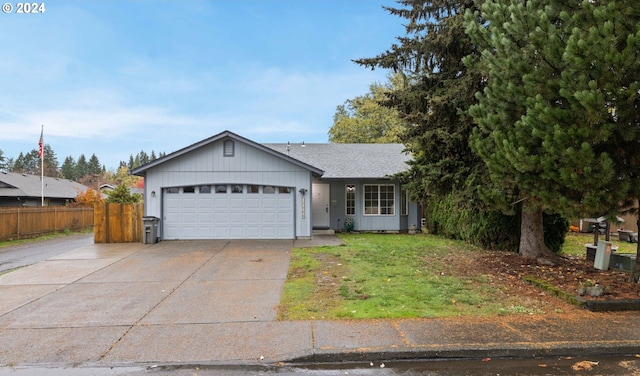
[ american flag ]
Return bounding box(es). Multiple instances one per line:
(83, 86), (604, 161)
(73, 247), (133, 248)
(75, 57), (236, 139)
(38, 126), (44, 159)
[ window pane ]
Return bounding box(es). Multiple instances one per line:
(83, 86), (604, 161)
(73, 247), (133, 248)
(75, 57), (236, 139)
(263, 186), (275, 194)
(248, 185), (260, 193)
(279, 187), (291, 194)
(166, 187), (179, 194)
(364, 185), (378, 215)
(183, 186), (195, 194)
(380, 185), (394, 215)
(216, 185), (227, 193)
(231, 184), (243, 193)
(346, 184), (355, 215)
(199, 185), (211, 194)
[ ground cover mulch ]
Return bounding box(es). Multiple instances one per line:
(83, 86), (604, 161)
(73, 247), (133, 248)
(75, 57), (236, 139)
(458, 249), (640, 313)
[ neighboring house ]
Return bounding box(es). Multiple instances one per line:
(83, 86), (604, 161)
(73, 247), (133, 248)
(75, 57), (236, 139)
(0, 171), (90, 207)
(99, 184), (116, 194)
(131, 130), (419, 240)
(100, 184), (143, 197)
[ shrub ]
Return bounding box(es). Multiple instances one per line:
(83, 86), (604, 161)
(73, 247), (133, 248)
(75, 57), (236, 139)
(105, 183), (142, 204)
(424, 193), (568, 252)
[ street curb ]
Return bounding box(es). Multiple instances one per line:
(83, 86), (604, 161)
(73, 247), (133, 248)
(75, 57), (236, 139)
(586, 299), (640, 312)
(285, 343), (640, 364)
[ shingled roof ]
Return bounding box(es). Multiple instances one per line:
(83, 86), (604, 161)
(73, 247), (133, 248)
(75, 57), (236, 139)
(265, 143), (411, 179)
(0, 171), (90, 199)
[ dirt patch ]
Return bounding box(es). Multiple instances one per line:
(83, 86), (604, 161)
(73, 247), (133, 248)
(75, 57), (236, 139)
(457, 250), (640, 310)
(292, 252), (351, 318)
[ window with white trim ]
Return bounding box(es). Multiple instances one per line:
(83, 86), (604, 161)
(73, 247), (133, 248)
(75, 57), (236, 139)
(346, 184), (356, 215)
(364, 184), (395, 215)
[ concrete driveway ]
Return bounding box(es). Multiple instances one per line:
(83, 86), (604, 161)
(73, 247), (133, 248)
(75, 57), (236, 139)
(0, 239), (313, 365)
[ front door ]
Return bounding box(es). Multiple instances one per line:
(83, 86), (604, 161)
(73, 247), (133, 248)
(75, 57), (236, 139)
(312, 183), (330, 229)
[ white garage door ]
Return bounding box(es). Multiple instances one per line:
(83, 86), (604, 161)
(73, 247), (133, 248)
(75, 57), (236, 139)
(163, 184), (295, 239)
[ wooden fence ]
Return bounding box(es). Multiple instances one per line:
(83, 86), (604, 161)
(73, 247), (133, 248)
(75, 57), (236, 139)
(0, 206), (94, 241)
(94, 202), (144, 243)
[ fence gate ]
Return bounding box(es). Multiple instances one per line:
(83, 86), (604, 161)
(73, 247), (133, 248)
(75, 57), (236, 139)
(94, 203), (143, 243)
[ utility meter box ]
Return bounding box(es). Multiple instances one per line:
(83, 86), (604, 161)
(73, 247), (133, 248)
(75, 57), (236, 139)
(594, 241), (612, 270)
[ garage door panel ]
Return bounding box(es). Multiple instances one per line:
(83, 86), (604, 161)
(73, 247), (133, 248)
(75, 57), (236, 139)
(214, 198), (229, 208)
(245, 211), (261, 224)
(182, 198), (197, 209)
(214, 227), (229, 237)
(229, 226), (246, 238)
(198, 212), (212, 222)
(197, 226), (212, 237)
(163, 185), (294, 240)
(197, 198), (213, 209)
(181, 226), (197, 238)
(246, 198), (261, 209)
(262, 198), (276, 209)
(277, 226), (292, 237)
(277, 197), (293, 208)
(277, 212), (292, 222)
(214, 212), (228, 223)
(230, 198), (245, 208)
(262, 212), (276, 223)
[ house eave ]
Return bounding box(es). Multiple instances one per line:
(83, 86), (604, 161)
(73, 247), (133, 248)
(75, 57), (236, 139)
(131, 130), (324, 176)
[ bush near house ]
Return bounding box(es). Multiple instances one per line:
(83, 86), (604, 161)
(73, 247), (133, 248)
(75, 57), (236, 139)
(423, 193), (568, 252)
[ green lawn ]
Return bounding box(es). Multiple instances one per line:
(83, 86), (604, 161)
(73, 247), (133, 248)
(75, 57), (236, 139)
(278, 233), (549, 320)
(560, 232), (638, 256)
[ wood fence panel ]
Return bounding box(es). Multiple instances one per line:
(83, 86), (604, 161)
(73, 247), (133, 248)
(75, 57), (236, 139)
(94, 203), (143, 243)
(93, 204), (106, 243)
(109, 204), (122, 243)
(0, 207), (94, 241)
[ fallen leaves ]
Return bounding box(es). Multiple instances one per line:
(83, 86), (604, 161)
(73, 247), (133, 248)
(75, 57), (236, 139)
(571, 360), (599, 371)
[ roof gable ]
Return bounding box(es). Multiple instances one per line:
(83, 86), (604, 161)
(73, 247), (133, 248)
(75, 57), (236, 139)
(131, 130), (324, 176)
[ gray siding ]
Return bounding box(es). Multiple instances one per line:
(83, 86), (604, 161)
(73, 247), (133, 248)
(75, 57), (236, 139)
(324, 179), (412, 233)
(142, 138), (314, 238)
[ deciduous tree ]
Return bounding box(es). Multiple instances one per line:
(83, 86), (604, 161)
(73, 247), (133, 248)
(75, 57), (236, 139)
(329, 76), (407, 143)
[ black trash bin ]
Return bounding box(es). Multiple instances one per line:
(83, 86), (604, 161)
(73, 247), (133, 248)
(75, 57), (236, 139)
(142, 216), (159, 244)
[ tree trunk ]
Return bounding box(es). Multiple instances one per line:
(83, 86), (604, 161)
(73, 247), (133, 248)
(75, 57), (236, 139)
(519, 199), (550, 259)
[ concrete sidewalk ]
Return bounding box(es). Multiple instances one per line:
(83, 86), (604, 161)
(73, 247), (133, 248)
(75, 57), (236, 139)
(0, 237), (639, 368)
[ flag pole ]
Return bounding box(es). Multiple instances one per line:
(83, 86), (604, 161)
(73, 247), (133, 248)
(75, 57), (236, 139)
(39, 125), (44, 207)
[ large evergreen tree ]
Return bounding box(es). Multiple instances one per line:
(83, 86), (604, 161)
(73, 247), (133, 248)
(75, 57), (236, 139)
(465, 0), (640, 259)
(354, 0), (484, 203)
(11, 145), (58, 177)
(558, 0), (640, 279)
(60, 156), (77, 180)
(0, 149), (6, 171)
(75, 154), (88, 179)
(87, 154), (103, 175)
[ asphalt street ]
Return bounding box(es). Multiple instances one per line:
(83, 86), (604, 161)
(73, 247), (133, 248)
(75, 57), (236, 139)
(0, 233), (93, 272)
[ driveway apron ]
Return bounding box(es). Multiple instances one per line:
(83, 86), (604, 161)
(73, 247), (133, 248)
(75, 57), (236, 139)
(0, 239), (307, 365)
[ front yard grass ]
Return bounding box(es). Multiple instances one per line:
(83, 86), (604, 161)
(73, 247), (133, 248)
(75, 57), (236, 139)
(278, 233), (551, 320)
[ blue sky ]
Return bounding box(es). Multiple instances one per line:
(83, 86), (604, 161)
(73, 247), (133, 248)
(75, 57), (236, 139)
(0, 0), (402, 170)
